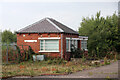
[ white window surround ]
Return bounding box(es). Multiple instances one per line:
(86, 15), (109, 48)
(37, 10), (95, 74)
(39, 51), (59, 52)
(38, 37), (60, 40)
(66, 37), (79, 40)
(81, 40), (87, 51)
(84, 49), (88, 51)
(66, 40), (70, 52)
(66, 37), (88, 40)
(24, 40), (37, 42)
(66, 37), (88, 51)
(66, 38), (78, 52)
(79, 36), (88, 40)
(79, 39), (88, 40)
(39, 38), (60, 52)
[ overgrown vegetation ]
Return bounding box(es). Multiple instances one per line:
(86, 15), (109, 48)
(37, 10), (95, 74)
(70, 44), (85, 58)
(2, 58), (116, 77)
(79, 11), (120, 58)
(2, 45), (34, 64)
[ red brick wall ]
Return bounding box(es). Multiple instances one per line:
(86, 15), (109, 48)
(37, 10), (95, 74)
(17, 33), (80, 60)
(62, 33), (79, 60)
(17, 33), (61, 57)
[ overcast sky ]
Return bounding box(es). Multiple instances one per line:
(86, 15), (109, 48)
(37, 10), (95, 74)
(0, 0), (118, 32)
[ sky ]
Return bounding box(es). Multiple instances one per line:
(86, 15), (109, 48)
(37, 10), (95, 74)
(0, 0), (119, 32)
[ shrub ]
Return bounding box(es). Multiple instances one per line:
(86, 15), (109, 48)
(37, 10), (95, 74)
(2, 44), (36, 63)
(70, 44), (85, 58)
(65, 68), (72, 74)
(2, 45), (19, 63)
(104, 57), (110, 65)
(28, 46), (35, 60)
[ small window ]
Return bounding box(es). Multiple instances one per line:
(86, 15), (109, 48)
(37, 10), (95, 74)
(81, 40), (87, 50)
(66, 39), (78, 52)
(66, 40), (70, 51)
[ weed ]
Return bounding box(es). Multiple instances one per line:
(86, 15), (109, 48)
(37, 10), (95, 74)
(88, 72), (93, 76)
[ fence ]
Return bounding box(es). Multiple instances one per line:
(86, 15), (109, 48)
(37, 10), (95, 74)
(2, 43), (34, 64)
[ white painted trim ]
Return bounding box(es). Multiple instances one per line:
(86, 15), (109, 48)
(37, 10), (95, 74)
(39, 51), (60, 52)
(46, 18), (64, 32)
(85, 49), (88, 51)
(79, 36), (88, 40)
(72, 38), (79, 40)
(79, 36), (88, 38)
(38, 37), (60, 40)
(66, 37), (79, 40)
(66, 37), (70, 39)
(24, 40), (37, 42)
(66, 50), (71, 52)
(79, 39), (88, 40)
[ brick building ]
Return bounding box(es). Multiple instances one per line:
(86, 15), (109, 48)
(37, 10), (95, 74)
(16, 18), (88, 60)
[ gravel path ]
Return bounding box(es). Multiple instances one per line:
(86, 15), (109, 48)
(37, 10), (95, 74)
(67, 61), (118, 78)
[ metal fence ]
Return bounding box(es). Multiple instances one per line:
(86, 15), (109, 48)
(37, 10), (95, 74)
(2, 43), (32, 64)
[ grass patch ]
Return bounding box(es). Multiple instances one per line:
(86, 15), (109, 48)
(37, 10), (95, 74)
(2, 58), (116, 77)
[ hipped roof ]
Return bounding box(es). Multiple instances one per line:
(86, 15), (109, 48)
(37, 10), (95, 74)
(16, 18), (79, 35)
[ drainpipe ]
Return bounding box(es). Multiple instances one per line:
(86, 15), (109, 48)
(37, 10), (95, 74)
(61, 34), (63, 59)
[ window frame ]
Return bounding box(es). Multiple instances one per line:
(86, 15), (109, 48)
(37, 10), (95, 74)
(81, 40), (87, 50)
(39, 38), (60, 52)
(66, 38), (78, 52)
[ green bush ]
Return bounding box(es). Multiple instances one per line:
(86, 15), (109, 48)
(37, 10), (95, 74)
(70, 44), (84, 58)
(15, 45), (35, 63)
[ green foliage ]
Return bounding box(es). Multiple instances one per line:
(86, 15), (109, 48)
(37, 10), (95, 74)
(2, 30), (16, 43)
(46, 58), (67, 65)
(15, 45), (21, 63)
(70, 44), (85, 58)
(104, 57), (110, 65)
(79, 11), (119, 58)
(65, 68), (72, 74)
(28, 46), (35, 60)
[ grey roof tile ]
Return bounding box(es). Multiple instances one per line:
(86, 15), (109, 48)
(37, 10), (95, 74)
(16, 18), (79, 34)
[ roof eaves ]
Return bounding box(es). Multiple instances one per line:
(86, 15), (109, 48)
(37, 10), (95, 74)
(16, 31), (62, 34)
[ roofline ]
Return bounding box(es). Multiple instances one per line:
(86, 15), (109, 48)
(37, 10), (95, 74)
(15, 31), (79, 35)
(46, 18), (64, 32)
(17, 18), (46, 32)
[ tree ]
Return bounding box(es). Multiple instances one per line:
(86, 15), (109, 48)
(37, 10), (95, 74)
(78, 11), (119, 58)
(2, 30), (17, 43)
